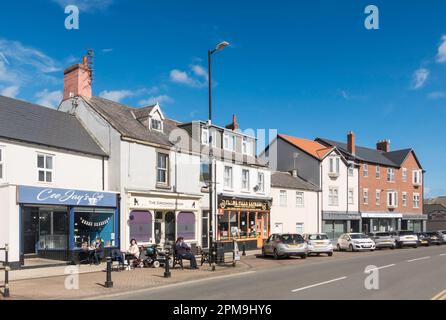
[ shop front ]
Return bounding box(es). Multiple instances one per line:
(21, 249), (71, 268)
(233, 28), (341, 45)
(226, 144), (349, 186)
(217, 195), (272, 250)
(127, 191), (202, 247)
(361, 213), (402, 233)
(401, 215), (427, 233)
(18, 186), (119, 265)
(322, 212), (362, 241)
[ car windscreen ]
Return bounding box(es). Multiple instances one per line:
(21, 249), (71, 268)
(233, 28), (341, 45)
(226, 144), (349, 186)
(308, 234), (329, 240)
(281, 234), (304, 244)
(376, 232), (390, 237)
(399, 231), (415, 236)
(350, 234), (368, 239)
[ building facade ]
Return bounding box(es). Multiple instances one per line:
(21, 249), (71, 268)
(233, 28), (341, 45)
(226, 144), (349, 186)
(0, 95), (118, 269)
(262, 134), (360, 240)
(317, 132), (426, 233)
(270, 171), (320, 235)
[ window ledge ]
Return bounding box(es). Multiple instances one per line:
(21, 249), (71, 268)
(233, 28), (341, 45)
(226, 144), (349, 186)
(156, 184), (171, 190)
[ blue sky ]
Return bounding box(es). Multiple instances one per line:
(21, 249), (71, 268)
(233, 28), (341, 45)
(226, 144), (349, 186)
(0, 0), (445, 196)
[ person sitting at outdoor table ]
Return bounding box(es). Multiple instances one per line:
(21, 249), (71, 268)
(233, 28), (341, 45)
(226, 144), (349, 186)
(175, 237), (198, 270)
(122, 239), (140, 267)
(92, 237), (104, 265)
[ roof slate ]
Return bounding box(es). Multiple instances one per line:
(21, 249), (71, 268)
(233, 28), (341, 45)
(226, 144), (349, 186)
(0, 95), (107, 157)
(271, 171), (320, 191)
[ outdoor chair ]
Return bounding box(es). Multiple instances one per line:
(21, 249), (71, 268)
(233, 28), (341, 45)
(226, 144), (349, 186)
(172, 247), (184, 270)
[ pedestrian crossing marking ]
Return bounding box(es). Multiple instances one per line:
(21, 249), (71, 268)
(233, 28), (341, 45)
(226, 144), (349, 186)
(431, 290), (446, 300)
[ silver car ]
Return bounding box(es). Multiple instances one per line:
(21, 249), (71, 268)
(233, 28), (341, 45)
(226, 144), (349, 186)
(303, 233), (334, 256)
(262, 234), (308, 259)
(393, 230), (419, 248)
(369, 232), (396, 250)
(337, 233), (376, 252)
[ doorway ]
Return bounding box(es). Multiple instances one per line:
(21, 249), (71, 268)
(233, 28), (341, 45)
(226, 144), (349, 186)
(23, 207), (39, 256)
(154, 211), (176, 245)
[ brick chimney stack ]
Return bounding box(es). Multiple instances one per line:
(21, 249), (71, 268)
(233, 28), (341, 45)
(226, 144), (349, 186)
(347, 131), (356, 155)
(63, 56), (92, 100)
(377, 140), (390, 152)
(225, 114), (240, 131)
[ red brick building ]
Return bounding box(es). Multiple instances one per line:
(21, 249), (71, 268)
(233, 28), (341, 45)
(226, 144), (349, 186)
(317, 133), (426, 233)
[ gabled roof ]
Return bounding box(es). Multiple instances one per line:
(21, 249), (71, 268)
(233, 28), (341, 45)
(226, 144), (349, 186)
(279, 134), (335, 161)
(0, 95), (107, 157)
(271, 171), (319, 192)
(82, 96), (181, 148)
(316, 137), (422, 169)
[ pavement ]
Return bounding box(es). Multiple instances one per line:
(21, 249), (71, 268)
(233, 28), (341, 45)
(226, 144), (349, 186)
(1, 246), (445, 300)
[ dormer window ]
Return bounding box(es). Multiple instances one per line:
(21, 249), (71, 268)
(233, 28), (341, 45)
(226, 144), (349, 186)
(151, 118), (163, 132)
(242, 137), (254, 156)
(224, 133), (235, 152)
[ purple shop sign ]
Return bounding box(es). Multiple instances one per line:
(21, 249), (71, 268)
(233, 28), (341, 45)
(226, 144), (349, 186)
(18, 185), (117, 207)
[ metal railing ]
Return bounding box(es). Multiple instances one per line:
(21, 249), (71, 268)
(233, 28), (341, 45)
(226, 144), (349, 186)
(0, 243), (10, 298)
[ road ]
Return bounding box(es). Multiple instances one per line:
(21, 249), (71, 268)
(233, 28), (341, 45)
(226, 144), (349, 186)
(102, 245), (446, 300)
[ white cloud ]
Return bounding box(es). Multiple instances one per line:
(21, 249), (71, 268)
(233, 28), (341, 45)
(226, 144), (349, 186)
(99, 90), (135, 102)
(99, 87), (162, 103)
(51, 0), (114, 12)
(169, 64), (208, 88)
(0, 85), (20, 98)
(35, 89), (63, 108)
(436, 35), (446, 63)
(138, 95), (174, 106)
(411, 68), (429, 90)
(427, 91), (446, 100)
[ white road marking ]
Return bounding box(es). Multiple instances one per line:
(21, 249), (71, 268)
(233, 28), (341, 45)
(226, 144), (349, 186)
(440, 254), (446, 257)
(407, 256), (430, 262)
(291, 276), (347, 293)
(368, 264), (395, 271)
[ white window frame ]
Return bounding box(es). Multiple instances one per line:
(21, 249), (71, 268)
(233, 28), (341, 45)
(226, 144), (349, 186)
(279, 190), (287, 207)
(0, 146), (4, 182)
(296, 191), (304, 207)
(224, 166), (233, 190)
(150, 118), (163, 132)
(413, 193), (420, 209)
(413, 170), (422, 185)
(241, 169), (250, 191)
(329, 157), (340, 175)
(156, 152), (169, 185)
(376, 166), (381, 179)
(223, 133), (235, 152)
(387, 191), (398, 208)
(328, 187), (339, 206)
(363, 188), (369, 205)
(37, 153), (55, 183)
(201, 128), (209, 145)
(387, 168), (395, 182)
(402, 192), (407, 207)
(363, 164), (369, 178)
(348, 165), (354, 177)
(348, 188), (354, 205)
(376, 190), (381, 206)
(402, 168), (408, 182)
(257, 172), (265, 193)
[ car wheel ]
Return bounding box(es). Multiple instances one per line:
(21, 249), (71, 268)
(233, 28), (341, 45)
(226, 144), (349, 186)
(301, 254), (307, 259)
(391, 246), (395, 250)
(413, 245), (418, 249)
(273, 249), (279, 260)
(349, 244), (354, 252)
(328, 252), (333, 257)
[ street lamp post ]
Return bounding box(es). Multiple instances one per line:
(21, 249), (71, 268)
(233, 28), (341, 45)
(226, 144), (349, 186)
(208, 41), (229, 271)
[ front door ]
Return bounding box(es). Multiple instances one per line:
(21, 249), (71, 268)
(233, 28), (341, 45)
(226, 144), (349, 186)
(23, 207), (39, 255)
(165, 212), (176, 243)
(155, 212), (163, 244)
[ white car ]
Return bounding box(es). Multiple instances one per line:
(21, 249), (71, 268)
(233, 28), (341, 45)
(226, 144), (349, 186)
(337, 233), (376, 252)
(438, 230), (446, 242)
(303, 233), (333, 256)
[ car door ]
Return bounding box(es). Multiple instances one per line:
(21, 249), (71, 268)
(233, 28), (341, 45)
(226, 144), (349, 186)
(265, 235), (275, 255)
(338, 234), (346, 249)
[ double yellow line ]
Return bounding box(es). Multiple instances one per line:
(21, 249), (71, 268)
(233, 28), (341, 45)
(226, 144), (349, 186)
(431, 290), (446, 300)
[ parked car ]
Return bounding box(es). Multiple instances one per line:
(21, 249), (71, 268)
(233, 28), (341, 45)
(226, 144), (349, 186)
(417, 233), (431, 246)
(303, 233), (333, 256)
(424, 232), (444, 245)
(336, 233), (376, 252)
(392, 230), (419, 248)
(438, 230), (446, 242)
(369, 232), (396, 250)
(262, 234), (308, 259)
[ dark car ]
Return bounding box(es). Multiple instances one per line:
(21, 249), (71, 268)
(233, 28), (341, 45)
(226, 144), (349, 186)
(425, 232), (444, 246)
(417, 233), (431, 246)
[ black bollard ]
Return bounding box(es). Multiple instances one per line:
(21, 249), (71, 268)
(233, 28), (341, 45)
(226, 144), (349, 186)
(105, 257), (113, 288)
(242, 243), (246, 256)
(3, 244), (10, 298)
(164, 250), (171, 278)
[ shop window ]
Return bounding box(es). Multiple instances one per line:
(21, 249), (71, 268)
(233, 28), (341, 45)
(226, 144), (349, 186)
(218, 213), (229, 240)
(37, 154), (54, 183)
(38, 210), (68, 250)
(239, 212), (249, 238)
(177, 212), (196, 240)
(129, 211), (153, 243)
(74, 209), (116, 248)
